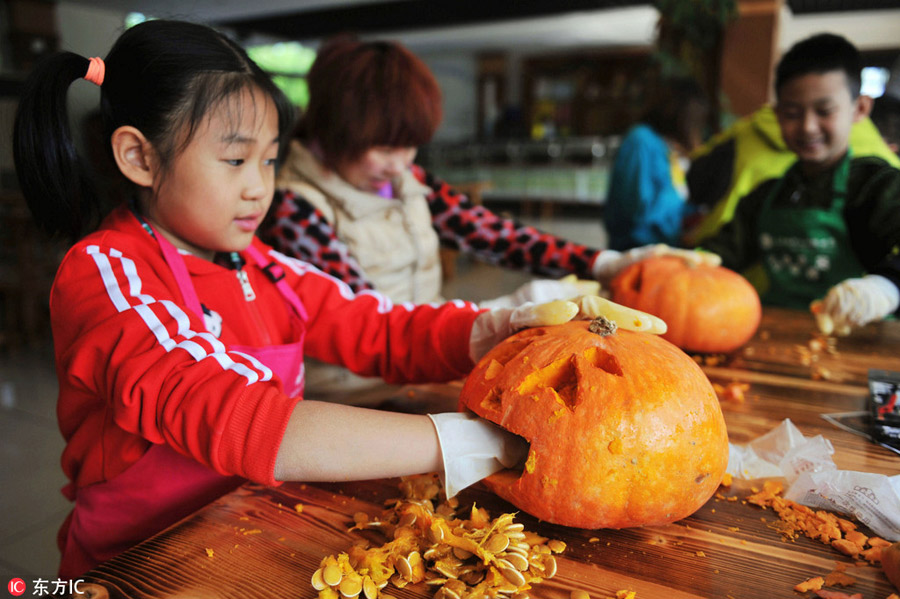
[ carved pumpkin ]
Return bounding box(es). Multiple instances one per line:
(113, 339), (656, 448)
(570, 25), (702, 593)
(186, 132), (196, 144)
(610, 256), (761, 354)
(459, 319), (729, 529)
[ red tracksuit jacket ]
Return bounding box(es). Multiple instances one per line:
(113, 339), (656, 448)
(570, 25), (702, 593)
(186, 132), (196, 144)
(51, 207), (481, 571)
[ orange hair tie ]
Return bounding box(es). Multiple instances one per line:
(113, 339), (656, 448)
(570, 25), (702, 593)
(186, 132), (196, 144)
(84, 57), (105, 86)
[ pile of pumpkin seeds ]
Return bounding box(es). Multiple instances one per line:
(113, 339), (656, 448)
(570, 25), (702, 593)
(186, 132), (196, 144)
(310, 474), (565, 599)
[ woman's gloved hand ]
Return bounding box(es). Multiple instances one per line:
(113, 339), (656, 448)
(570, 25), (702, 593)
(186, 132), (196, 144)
(591, 244), (721, 282)
(569, 294), (667, 334)
(427, 412), (528, 498)
(811, 274), (900, 336)
(468, 296), (666, 362)
(478, 274), (601, 310)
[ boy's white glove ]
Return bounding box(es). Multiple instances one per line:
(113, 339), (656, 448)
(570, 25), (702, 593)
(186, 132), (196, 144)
(591, 244), (722, 281)
(427, 412), (528, 498)
(479, 275), (601, 310)
(811, 274), (900, 336)
(469, 296), (667, 362)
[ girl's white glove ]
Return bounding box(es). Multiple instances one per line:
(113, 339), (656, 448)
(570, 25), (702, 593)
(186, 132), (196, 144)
(469, 300), (579, 362)
(468, 296), (667, 362)
(427, 412), (528, 498)
(591, 244), (721, 281)
(479, 275), (601, 310)
(811, 274), (900, 336)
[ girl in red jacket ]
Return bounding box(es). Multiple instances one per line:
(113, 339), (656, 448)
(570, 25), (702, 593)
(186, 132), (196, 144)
(13, 20), (664, 578)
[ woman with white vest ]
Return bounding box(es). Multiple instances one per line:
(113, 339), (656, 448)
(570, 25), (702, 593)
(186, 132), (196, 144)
(260, 35), (716, 399)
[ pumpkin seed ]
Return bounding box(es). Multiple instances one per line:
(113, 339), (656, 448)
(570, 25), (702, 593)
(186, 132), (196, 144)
(427, 524), (445, 544)
(423, 547), (443, 560)
(339, 576), (363, 598)
(496, 582), (520, 595)
(323, 564), (343, 586)
(311, 568), (328, 591)
(541, 555), (557, 578)
(500, 566), (526, 588)
(504, 552), (529, 571)
(438, 587), (460, 599)
(396, 555), (413, 579)
(452, 546), (473, 560)
(362, 576), (377, 599)
(571, 590), (590, 599)
(485, 533), (510, 553)
(547, 539), (566, 553)
(433, 561), (460, 579)
(458, 570), (485, 586)
(398, 512), (417, 528)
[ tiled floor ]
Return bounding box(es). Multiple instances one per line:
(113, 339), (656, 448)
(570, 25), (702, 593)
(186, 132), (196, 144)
(0, 210), (607, 580)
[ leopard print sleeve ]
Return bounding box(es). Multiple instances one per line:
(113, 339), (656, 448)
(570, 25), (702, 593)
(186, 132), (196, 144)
(260, 189), (375, 293)
(412, 165), (601, 279)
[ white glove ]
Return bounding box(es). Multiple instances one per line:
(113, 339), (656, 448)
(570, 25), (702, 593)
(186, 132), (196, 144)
(591, 244), (722, 281)
(479, 275), (602, 310)
(427, 412), (528, 498)
(811, 275), (900, 336)
(469, 295), (667, 362)
(469, 300), (579, 362)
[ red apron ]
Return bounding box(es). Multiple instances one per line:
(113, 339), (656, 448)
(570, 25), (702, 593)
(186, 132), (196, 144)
(59, 229), (308, 578)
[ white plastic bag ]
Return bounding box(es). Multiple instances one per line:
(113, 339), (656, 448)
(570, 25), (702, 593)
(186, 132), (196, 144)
(727, 418), (900, 541)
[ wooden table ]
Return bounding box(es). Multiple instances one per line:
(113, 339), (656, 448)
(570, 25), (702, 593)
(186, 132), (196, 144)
(75, 308), (900, 599)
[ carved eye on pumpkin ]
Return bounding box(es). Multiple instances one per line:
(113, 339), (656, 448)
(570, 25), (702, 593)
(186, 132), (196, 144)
(460, 320), (729, 530)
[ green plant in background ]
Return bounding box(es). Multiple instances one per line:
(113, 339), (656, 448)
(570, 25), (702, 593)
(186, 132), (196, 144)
(654, 0), (738, 51)
(247, 42), (317, 109)
(653, 0), (739, 131)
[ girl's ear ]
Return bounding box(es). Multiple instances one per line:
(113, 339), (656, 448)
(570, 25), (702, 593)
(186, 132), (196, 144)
(111, 126), (157, 187)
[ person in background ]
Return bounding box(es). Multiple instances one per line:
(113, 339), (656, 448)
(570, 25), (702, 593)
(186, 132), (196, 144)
(684, 104), (900, 248)
(603, 77), (710, 251)
(259, 36), (714, 305)
(13, 19), (660, 578)
(259, 36), (715, 398)
(699, 33), (900, 335)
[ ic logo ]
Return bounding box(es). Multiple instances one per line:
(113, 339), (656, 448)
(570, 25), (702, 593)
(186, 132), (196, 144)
(8, 578), (26, 596)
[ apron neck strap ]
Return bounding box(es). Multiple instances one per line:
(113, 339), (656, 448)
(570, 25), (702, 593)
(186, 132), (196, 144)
(244, 245), (309, 322)
(132, 210), (205, 320)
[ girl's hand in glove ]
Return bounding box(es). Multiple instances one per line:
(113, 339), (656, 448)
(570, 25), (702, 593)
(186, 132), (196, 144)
(810, 274), (900, 336)
(591, 244), (721, 282)
(427, 412), (528, 498)
(469, 296), (666, 362)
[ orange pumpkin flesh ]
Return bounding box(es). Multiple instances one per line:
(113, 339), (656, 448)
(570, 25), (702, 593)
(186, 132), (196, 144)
(884, 541), (900, 590)
(459, 320), (729, 529)
(610, 256), (761, 354)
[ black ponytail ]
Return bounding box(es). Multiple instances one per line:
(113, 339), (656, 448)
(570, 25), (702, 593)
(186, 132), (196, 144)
(13, 52), (98, 241)
(13, 20), (295, 243)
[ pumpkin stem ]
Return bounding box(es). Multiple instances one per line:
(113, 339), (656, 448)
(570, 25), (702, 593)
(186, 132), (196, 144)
(588, 316), (617, 337)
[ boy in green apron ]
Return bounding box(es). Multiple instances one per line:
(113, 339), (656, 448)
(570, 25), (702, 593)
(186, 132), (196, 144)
(701, 33), (900, 335)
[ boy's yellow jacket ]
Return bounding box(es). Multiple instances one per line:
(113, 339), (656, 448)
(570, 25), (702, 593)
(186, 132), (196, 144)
(684, 104), (900, 246)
